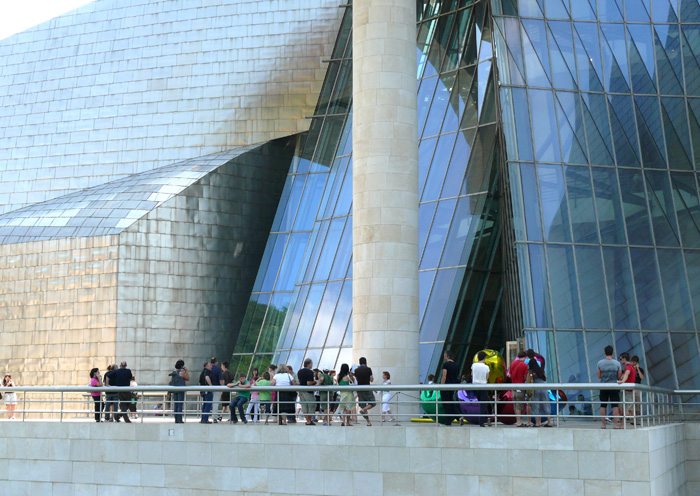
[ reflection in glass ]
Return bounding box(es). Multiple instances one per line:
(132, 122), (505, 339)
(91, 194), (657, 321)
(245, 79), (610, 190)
(520, 163), (543, 242)
(643, 333), (676, 389)
(529, 244), (552, 328)
(630, 248), (667, 331)
(257, 293), (292, 353)
(565, 166), (598, 243)
(592, 167), (626, 245)
(575, 246), (610, 330)
(671, 333), (700, 389)
(538, 164), (571, 243)
(603, 247), (639, 330)
(547, 245), (581, 329)
(422, 199), (457, 270)
(657, 249), (694, 331)
(618, 168), (654, 247)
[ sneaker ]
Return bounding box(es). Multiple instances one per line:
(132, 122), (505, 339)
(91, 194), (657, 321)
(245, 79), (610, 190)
(217, 416), (223, 422)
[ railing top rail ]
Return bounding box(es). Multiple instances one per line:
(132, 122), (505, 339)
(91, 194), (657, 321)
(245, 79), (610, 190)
(0, 383), (678, 394)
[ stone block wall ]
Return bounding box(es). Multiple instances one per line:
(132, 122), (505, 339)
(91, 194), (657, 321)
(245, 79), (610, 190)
(685, 423), (700, 494)
(0, 236), (119, 386)
(116, 140), (292, 384)
(0, 0), (342, 214)
(0, 423), (693, 495)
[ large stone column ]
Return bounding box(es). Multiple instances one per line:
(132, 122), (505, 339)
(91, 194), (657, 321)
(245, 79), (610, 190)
(352, 0), (419, 389)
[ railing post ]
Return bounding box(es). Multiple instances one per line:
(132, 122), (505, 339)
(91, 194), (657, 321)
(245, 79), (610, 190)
(60, 391), (64, 422)
(22, 391), (26, 422)
(555, 389), (559, 428)
(493, 387), (498, 427)
(435, 387), (438, 428)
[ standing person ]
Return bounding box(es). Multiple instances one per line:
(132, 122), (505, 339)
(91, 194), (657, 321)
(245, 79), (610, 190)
(440, 351), (461, 426)
(528, 359), (551, 427)
(2, 374), (17, 420)
(618, 352), (637, 422)
(297, 359), (317, 426)
(220, 361), (234, 419)
(111, 362), (133, 423)
(471, 351), (490, 427)
(268, 364), (278, 411)
(597, 345), (622, 429)
(381, 371), (395, 423)
(168, 360), (189, 423)
(199, 361), (213, 424)
(336, 364), (354, 426)
(129, 375), (138, 420)
(245, 368), (261, 423)
(103, 365), (119, 422)
(509, 351), (530, 427)
(631, 356), (645, 423)
(228, 373), (252, 423)
(209, 358), (225, 423)
(89, 368), (103, 423)
(271, 364), (295, 425)
(354, 357), (376, 426)
(318, 369), (334, 426)
(256, 371), (272, 423)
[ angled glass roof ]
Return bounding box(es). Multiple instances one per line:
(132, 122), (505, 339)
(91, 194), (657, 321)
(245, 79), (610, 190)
(0, 144), (260, 245)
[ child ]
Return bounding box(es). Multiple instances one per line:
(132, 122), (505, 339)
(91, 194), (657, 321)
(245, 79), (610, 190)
(256, 371), (272, 424)
(381, 371), (395, 422)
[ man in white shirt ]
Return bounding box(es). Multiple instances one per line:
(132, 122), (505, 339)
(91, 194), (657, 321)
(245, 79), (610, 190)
(471, 351), (490, 427)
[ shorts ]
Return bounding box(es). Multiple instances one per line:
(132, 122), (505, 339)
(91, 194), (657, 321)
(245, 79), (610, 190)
(299, 391), (316, 414)
(4, 392), (17, 405)
(259, 402), (271, 414)
(599, 389), (619, 408)
(357, 390), (376, 409)
(319, 391), (332, 409)
(513, 390), (526, 411)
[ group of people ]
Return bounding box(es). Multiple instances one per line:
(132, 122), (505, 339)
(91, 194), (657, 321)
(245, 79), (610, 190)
(88, 362), (138, 422)
(165, 356), (395, 426)
(597, 346), (645, 429)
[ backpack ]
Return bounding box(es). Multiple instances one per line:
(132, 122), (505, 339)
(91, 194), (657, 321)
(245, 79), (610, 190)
(199, 369), (209, 386)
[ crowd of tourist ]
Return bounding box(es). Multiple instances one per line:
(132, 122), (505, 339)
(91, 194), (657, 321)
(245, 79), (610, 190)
(69, 345), (645, 425)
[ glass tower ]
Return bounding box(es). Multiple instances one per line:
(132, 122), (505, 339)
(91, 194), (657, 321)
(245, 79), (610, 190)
(230, 0), (700, 393)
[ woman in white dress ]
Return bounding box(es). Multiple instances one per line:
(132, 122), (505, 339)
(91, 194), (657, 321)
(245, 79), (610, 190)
(3, 374), (17, 419)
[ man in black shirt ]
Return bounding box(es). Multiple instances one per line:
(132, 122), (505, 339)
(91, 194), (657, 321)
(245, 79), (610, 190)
(199, 362), (213, 423)
(109, 361), (133, 423)
(439, 350), (461, 426)
(354, 357), (376, 426)
(297, 358), (318, 426)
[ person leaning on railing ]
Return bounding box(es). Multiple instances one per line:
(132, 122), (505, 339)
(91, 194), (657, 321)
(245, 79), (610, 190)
(88, 368), (103, 423)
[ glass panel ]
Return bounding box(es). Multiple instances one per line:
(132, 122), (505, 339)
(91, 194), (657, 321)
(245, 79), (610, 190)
(573, 21), (604, 93)
(518, 243), (536, 328)
(291, 283), (326, 349)
(421, 199), (457, 270)
(276, 175), (304, 232)
(628, 24), (657, 94)
(419, 270), (437, 323)
(424, 73), (457, 139)
(521, 163), (543, 242)
(440, 195), (478, 267)
(670, 172), (700, 248)
(600, 23), (631, 94)
(418, 77), (439, 135)
(603, 247), (640, 330)
(275, 232), (310, 292)
(334, 157), (353, 217)
(555, 91), (588, 165)
(671, 332), (700, 389)
(260, 234), (289, 292)
(655, 25), (684, 96)
(575, 246), (611, 330)
(598, 0), (624, 22)
(634, 96), (666, 169)
(547, 244), (582, 329)
(608, 94), (641, 168)
(529, 244), (553, 328)
(509, 163), (527, 241)
(683, 250), (700, 326)
(329, 220), (352, 281)
(512, 87), (534, 161)
(419, 201), (437, 260)
(528, 89), (562, 163)
(441, 128), (475, 198)
(618, 168), (654, 247)
(293, 174), (327, 231)
(422, 133), (457, 202)
(555, 331), (591, 404)
(630, 248), (667, 331)
(257, 293), (292, 354)
(547, 21), (576, 90)
(592, 167), (626, 245)
(565, 165), (599, 243)
(625, 0), (651, 22)
(421, 267), (460, 342)
(657, 249), (694, 331)
(417, 17), (438, 77)
(645, 170), (681, 247)
(419, 137), (438, 196)
(642, 332), (676, 388)
(280, 285), (309, 350)
(327, 62), (352, 116)
(661, 97), (692, 171)
(308, 281), (343, 348)
(240, 293), (270, 354)
(538, 164), (571, 243)
(325, 280), (351, 348)
(313, 217), (346, 282)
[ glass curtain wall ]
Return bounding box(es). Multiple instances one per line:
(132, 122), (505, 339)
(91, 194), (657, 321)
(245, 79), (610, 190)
(494, 0), (700, 393)
(231, 0), (505, 380)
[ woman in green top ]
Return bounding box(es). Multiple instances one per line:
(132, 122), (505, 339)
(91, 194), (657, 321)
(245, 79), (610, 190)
(255, 371), (272, 424)
(336, 363), (355, 426)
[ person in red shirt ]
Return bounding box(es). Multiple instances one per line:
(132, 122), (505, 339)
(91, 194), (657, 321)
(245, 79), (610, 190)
(508, 351), (531, 427)
(617, 352), (636, 421)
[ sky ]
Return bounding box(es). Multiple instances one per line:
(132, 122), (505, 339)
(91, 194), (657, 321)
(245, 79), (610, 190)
(0, 0), (94, 40)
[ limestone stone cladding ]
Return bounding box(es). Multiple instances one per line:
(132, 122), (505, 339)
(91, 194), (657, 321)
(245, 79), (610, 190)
(352, 0), (420, 388)
(0, 423), (692, 495)
(0, 0), (342, 214)
(0, 141), (292, 387)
